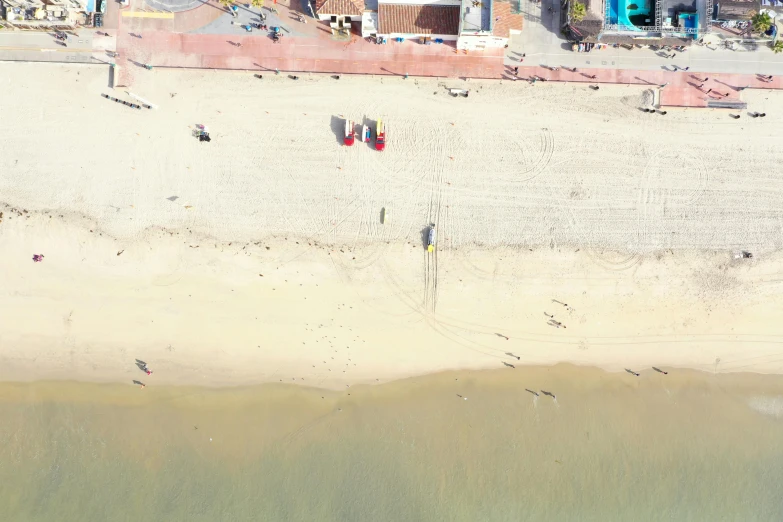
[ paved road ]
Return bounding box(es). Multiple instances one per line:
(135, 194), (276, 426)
(0, 32), (116, 64)
(507, 0), (783, 76)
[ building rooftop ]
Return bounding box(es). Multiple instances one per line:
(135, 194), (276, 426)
(315, 0), (364, 15)
(460, 0), (491, 32)
(715, 0), (760, 19)
(378, 3), (461, 34)
(490, 0), (523, 37)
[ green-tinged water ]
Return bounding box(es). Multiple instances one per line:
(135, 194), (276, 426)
(2, 366), (783, 521)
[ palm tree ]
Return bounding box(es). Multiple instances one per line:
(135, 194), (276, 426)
(251, 0), (264, 7)
(752, 12), (772, 34)
(773, 40), (783, 53)
(220, 0), (233, 8)
(571, 1), (586, 22)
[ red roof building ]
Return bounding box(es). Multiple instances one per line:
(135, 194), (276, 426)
(378, 3), (461, 36)
(315, 0), (364, 17)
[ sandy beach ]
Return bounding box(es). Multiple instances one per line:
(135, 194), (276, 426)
(2, 62), (783, 388)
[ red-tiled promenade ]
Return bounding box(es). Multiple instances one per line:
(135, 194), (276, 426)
(114, 0), (780, 107)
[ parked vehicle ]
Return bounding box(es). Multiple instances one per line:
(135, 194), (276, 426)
(344, 120), (355, 146)
(375, 119), (385, 151)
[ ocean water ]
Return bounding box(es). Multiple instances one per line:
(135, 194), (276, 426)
(1, 366), (783, 521)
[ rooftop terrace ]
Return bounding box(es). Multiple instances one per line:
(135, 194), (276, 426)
(460, 0), (491, 33)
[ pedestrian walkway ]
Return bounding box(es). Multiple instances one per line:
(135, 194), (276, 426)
(122, 11), (176, 18)
(110, 0), (782, 108)
(115, 29), (504, 86)
(503, 64), (783, 108)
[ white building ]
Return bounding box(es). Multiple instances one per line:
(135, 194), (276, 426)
(314, 0), (365, 27)
(457, 0), (523, 50)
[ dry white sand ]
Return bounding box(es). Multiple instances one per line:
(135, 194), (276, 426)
(2, 63), (783, 388)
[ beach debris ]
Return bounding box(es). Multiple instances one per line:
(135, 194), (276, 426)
(652, 367), (668, 375)
(541, 390), (556, 399)
(547, 319), (566, 329)
(127, 92), (157, 109)
(496, 333), (510, 340)
(193, 124), (211, 142)
(625, 369), (640, 377)
(525, 389), (540, 397)
(502, 362), (516, 369)
(505, 352), (521, 360)
(32, 254), (45, 263)
(117, 250), (124, 256)
(101, 93), (143, 110)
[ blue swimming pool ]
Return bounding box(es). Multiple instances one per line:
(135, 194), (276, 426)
(607, 0), (647, 30)
(679, 13), (699, 38)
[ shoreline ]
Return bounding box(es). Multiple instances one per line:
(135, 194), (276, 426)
(2, 213), (782, 390)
